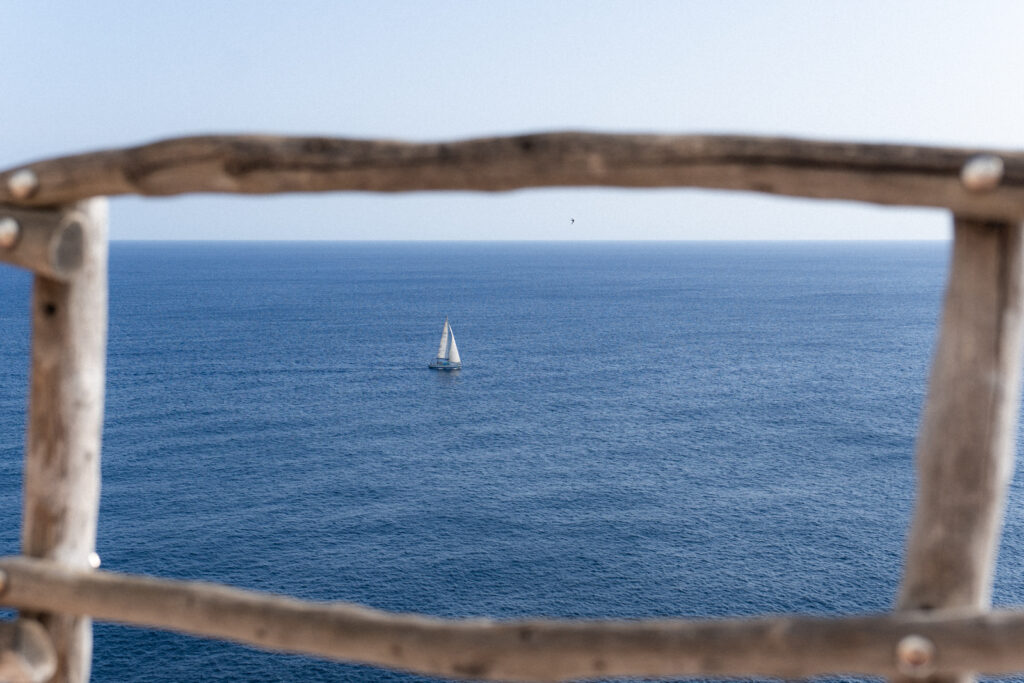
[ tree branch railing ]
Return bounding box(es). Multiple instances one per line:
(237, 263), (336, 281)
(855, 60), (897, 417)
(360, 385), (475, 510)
(4, 556), (1024, 683)
(1, 133), (1023, 218)
(1, 132), (1024, 683)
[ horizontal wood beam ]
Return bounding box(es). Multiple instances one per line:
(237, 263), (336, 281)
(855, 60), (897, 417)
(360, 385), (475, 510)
(3, 557), (1024, 681)
(0, 619), (56, 683)
(1, 134), (1023, 218)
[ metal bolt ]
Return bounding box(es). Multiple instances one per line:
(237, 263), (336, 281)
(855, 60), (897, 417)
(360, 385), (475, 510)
(88, 552), (101, 569)
(960, 154), (1004, 193)
(897, 634), (936, 678)
(7, 169), (39, 200)
(0, 217), (19, 248)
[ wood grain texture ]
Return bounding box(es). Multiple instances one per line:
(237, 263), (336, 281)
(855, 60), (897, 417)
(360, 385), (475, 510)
(4, 557), (1024, 682)
(1, 134), (1024, 218)
(897, 217), (1024, 683)
(0, 619), (57, 683)
(899, 218), (1024, 609)
(0, 205), (84, 281)
(20, 200), (108, 683)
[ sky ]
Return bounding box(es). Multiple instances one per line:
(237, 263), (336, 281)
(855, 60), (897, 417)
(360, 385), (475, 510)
(2, 1), (1023, 241)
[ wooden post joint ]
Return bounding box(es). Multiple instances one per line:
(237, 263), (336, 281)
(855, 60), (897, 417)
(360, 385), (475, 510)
(896, 634), (937, 679)
(960, 155), (1005, 194)
(0, 619), (57, 683)
(0, 205), (86, 281)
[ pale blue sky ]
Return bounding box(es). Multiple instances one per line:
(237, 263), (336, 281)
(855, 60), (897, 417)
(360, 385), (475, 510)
(3, 1), (1022, 240)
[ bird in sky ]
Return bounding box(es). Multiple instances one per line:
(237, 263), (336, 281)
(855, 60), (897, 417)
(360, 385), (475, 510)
(570, 218), (575, 224)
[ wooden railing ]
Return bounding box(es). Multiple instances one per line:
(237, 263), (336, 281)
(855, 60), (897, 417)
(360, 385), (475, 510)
(0, 132), (1022, 683)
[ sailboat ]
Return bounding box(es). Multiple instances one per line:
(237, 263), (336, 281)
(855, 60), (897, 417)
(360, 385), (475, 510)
(429, 316), (462, 370)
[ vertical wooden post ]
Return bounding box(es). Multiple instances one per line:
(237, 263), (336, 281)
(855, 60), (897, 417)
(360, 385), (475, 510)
(897, 216), (1024, 681)
(20, 199), (108, 683)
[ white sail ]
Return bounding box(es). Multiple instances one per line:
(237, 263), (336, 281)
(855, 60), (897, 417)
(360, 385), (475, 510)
(429, 316), (461, 368)
(436, 318), (450, 359)
(447, 330), (461, 363)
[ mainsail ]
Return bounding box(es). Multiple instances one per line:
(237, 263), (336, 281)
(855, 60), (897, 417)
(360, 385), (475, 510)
(436, 318), (450, 359)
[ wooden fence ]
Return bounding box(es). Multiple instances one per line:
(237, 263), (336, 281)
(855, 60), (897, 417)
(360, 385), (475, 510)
(0, 132), (1022, 683)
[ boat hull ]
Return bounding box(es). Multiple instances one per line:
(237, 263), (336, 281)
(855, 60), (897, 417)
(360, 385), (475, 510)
(429, 359), (462, 370)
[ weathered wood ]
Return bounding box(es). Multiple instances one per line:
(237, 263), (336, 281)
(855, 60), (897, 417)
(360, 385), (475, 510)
(899, 217), (1024, 609)
(0, 205), (84, 281)
(1, 134), (1024, 218)
(897, 217), (1024, 683)
(20, 199), (108, 683)
(4, 557), (1024, 682)
(0, 619), (57, 683)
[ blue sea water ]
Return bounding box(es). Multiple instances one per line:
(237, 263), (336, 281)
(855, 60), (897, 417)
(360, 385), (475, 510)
(4, 240), (1024, 682)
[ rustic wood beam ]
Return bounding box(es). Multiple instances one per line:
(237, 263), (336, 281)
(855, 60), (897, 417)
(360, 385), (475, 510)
(3, 557), (1024, 682)
(1, 134), (1023, 218)
(0, 205), (84, 281)
(20, 200), (108, 683)
(897, 217), (1024, 683)
(0, 619), (57, 683)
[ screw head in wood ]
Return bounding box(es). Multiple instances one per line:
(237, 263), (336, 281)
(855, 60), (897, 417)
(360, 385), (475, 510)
(7, 169), (39, 200)
(0, 217), (19, 248)
(88, 552), (101, 569)
(896, 634), (935, 678)
(960, 154), (1004, 193)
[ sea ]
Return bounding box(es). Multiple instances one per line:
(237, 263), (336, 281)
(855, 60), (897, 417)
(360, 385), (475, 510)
(3, 240), (1024, 682)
